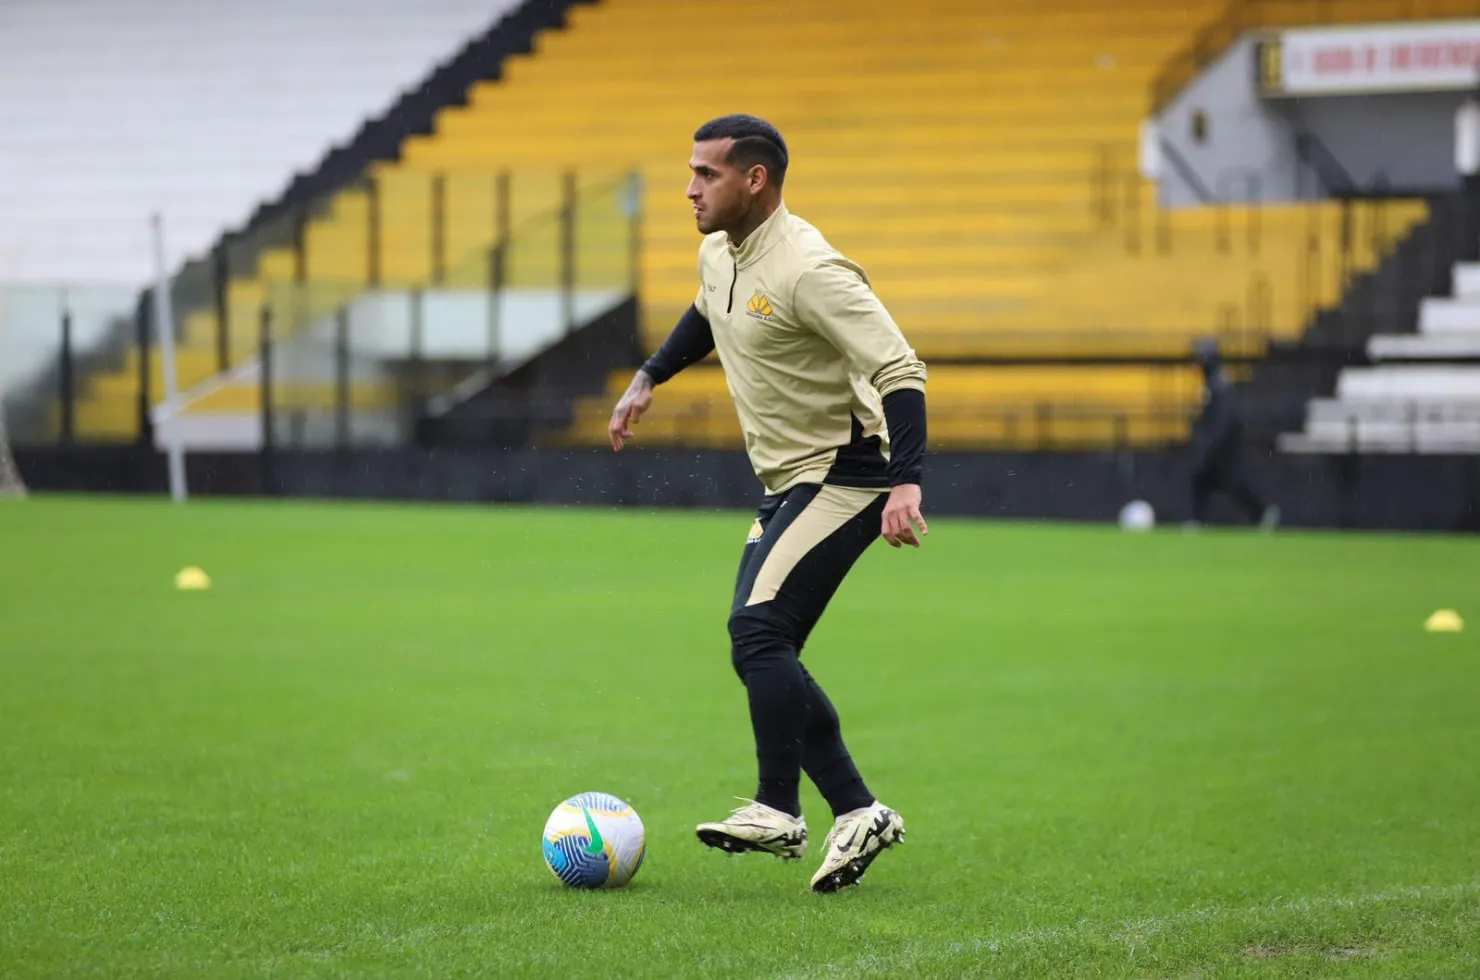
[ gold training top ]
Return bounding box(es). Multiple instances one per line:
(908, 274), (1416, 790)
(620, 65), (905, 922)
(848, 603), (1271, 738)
(694, 204), (928, 495)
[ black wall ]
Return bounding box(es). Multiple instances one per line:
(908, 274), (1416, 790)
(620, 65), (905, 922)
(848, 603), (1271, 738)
(15, 446), (1480, 532)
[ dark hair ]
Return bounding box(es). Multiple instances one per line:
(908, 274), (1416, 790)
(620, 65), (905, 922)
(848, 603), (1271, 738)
(694, 114), (789, 190)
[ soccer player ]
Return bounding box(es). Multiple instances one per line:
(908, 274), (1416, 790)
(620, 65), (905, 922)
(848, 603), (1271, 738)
(607, 114), (928, 893)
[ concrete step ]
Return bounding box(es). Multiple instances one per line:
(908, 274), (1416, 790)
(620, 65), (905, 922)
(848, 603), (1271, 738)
(1307, 398), (1480, 423)
(1370, 331), (1480, 360)
(1418, 298), (1480, 333)
(1453, 262), (1480, 298)
(1278, 433), (1480, 454)
(1337, 366), (1480, 400)
(1280, 428), (1480, 454)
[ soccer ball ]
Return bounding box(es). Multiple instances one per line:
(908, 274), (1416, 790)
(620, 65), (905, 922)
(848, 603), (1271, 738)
(541, 792), (646, 888)
(1119, 499), (1156, 532)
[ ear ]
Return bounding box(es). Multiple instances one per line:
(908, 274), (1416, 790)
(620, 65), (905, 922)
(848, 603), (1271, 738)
(746, 163), (768, 194)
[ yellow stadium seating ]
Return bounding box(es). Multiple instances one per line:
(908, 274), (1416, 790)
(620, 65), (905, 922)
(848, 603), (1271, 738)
(65, 0), (1445, 448)
(554, 363), (1205, 450)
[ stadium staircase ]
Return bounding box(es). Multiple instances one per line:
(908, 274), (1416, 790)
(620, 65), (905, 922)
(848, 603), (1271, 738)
(1277, 189), (1480, 453)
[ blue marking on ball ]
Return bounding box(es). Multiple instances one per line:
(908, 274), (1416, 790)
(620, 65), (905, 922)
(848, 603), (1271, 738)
(544, 834), (610, 888)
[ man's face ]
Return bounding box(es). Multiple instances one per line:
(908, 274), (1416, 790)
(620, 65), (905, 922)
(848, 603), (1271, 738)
(687, 138), (758, 235)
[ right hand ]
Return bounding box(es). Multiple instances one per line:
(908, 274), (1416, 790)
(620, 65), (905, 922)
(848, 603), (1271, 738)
(609, 371), (654, 451)
(881, 483), (928, 549)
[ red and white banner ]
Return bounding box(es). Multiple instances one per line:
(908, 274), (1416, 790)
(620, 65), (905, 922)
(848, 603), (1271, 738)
(1262, 20), (1480, 96)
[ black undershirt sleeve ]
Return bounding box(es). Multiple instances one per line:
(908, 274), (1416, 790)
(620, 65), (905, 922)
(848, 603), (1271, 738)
(640, 304), (715, 385)
(882, 388), (927, 487)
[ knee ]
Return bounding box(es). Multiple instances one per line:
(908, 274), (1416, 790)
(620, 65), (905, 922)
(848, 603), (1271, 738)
(728, 607), (792, 678)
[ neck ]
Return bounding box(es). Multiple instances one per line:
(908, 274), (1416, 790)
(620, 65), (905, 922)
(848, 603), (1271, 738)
(727, 198), (780, 247)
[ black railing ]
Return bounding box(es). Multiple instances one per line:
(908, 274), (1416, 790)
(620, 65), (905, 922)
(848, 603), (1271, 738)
(98, 164), (611, 441)
(487, 239), (506, 371)
(1329, 185), (1480, 340)
(140, 0), (597, 347)
(211, 245), (230, 372)
(258, 305), (275, 495)
(560, 171), (577, 336)
(18, 294), (1424, 456)
(135, 292), (153, 447)
(634, 397), (1205, 454)
(5, 171), (641, 450)
(1092, 143), (1266, 258)
(430, 175), (448, 285)
(1293, 129), (1359, 200)
(1216, 170), (1264, 256)
(257, 172), (641, 453)
(1162, 139), (1215, 204)
(53, 308), (73, 445)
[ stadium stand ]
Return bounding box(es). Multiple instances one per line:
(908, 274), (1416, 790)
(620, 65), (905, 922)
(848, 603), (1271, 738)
(19, 0), (1452, 451)
(0, 0), (542, 441)
(0, 0), (521, 285)
(10, 0), (577, 441)
(516, 0), (1429, 449)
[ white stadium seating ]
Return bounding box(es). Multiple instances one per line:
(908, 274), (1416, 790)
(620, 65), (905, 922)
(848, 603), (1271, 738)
(0, 0), (519, 286)
(1282, 257), (1480, 453)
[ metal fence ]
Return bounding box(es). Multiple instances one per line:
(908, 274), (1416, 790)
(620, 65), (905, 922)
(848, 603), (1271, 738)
(4, 171), (642, 450)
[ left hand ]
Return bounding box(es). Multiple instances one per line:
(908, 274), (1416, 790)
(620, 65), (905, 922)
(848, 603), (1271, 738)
(881, 483), (927, 549)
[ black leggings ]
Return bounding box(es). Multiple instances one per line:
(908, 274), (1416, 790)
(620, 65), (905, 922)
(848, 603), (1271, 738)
(1192, 454), (1266, 524)
(727, 482), (886, 817)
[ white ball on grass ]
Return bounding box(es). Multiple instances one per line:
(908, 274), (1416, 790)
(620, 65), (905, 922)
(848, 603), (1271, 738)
(541, 792), (646, 888)
(1119, 499), (1156, 532)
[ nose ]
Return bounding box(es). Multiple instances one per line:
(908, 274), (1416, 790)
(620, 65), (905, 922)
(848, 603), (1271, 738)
(686, 177), (701, 201)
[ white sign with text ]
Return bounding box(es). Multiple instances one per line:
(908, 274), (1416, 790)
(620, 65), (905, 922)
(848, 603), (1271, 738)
(1265, 20), (1480, 96)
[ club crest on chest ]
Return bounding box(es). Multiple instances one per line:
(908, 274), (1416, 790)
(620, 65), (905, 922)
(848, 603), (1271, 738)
(745, 290), (774, 321)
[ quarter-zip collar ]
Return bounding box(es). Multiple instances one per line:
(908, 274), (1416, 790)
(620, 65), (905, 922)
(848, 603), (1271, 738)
(727, 202), (789, 270)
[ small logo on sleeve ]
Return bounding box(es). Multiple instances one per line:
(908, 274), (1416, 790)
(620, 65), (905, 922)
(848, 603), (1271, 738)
(746, 291), (774, 320)
(747, 519), (764, 543)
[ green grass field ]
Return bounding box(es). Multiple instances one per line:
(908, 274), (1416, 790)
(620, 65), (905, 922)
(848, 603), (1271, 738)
(2, 496), (1478, 978)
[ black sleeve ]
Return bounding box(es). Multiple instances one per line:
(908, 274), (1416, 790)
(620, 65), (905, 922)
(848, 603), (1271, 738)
(640, 304), (715, 385)
(882, 388), (927, 487)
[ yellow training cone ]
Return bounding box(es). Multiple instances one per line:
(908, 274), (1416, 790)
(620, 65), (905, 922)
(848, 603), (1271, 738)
(175, 566), (211, 591)
(1424, 609), (1463, 632)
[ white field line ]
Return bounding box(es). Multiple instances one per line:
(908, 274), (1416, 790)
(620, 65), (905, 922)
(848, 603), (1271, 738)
(784, 880), (1480, 978)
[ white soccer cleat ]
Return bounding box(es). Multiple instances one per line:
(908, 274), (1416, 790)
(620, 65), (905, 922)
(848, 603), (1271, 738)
(809, 801), (905, 893)
(696, 799), (808, 860)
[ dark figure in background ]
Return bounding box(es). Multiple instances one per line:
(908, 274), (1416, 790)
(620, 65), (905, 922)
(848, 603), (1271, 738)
(1188, 344), (1280, 530)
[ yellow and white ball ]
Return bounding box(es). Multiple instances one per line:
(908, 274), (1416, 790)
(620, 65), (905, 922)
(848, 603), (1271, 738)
(541, 792), (646, 888)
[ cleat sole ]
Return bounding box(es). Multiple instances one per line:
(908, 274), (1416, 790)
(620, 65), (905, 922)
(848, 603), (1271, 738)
(810, 815), (905, 894)
(697, 827), (804, 860)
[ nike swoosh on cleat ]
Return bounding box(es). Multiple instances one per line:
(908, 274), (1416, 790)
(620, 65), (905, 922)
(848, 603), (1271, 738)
(582, 806), (604, 856)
